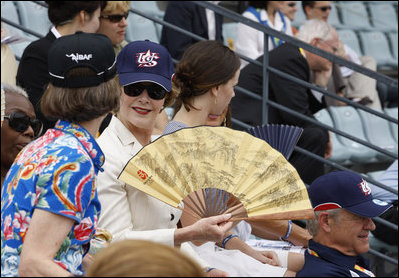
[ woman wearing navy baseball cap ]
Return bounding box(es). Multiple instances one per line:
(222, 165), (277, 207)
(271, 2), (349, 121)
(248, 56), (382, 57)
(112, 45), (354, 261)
(96, 40), (234, 275)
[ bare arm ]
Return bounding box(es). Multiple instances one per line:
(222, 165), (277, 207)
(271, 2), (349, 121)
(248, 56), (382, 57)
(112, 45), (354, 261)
(18, 209), (75, 277)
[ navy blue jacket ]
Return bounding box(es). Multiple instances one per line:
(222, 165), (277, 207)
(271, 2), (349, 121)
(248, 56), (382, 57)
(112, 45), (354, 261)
(297, 240), (374, 277)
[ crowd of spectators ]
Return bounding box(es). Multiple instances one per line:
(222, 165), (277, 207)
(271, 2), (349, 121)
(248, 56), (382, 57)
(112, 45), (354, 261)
(1, 1), (397, 277)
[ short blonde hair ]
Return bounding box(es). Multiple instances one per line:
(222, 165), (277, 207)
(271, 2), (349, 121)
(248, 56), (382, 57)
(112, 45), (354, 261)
(102, 1), (130, 14)
(86, 239), (206, 277)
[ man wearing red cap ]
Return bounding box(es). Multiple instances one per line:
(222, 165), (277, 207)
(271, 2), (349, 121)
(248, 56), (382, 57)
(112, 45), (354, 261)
(297, 171), (392, 277)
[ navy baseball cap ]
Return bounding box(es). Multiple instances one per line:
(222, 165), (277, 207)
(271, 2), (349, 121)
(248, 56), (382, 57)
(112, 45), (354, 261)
(48, 32), (116, 88)
(308, 171), (392, 218)
(116, 40), (174, 91)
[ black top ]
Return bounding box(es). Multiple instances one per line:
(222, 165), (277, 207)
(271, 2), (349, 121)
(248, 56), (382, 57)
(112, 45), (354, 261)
(16, 31), (57, 133)
(160, 1), (223, 60)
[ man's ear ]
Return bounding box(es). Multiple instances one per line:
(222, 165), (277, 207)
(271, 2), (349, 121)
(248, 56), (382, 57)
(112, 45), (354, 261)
(310, 37), (320, 47)
(318, 211), (332, 233)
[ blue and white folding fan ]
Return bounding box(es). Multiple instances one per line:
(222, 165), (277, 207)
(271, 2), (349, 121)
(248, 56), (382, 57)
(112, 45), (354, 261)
(247, 124), (304, 159)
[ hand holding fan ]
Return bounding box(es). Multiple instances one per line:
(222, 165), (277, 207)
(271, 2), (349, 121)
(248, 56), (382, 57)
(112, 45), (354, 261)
(118, 126), (314, 227)
(247, 124), (303, 159)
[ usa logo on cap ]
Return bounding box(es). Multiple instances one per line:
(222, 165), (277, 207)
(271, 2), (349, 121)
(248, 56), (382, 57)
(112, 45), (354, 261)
(136, 49), (160, 67)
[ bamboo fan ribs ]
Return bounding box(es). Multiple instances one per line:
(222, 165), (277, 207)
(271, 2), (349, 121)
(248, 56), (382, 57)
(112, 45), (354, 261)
(118, 126), (314, 225)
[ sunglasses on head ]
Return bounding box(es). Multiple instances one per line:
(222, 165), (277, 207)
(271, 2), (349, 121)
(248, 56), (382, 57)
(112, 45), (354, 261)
(315, 6), (332, 12)
(4, 112), (43, 137)
(123, 83), (168, 100)
(100, 12), (129, 23)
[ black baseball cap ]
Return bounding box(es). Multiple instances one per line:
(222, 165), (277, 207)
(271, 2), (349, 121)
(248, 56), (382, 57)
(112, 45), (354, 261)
(48, 31), (117, 88)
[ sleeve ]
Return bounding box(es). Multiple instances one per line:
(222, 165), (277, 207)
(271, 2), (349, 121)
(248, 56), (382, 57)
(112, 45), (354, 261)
(96, 135), (176, 246)
(35, 149), (96, 223)
(235, 12), (263, 66)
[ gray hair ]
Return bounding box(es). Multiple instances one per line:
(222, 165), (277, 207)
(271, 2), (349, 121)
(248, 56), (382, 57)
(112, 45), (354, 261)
(2, 83), (29, 99)
(296, 19), (336, 43)
(306, 208), (342, 236)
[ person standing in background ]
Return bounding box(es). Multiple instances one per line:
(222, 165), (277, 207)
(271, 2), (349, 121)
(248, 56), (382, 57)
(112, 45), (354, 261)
(16, 1), (106, 133)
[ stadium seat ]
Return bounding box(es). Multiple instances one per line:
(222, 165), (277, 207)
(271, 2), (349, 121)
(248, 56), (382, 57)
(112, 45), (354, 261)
(313, 108), (351, 164)
(328, 2), (344, 29)
(130, 1), (165, 19)
(1, 1), (19, 23)
(14, 1), (51, 36)
(338, 2), (373, 31)
(125, 13), (159, 43)
(384, 107), (398, 143)
(222, 22), (238, 50)
(388, 32), (398, 60)
(368, 2), (398, 32)
(358, 31), (396, 68)
(328, 106), (378, 164)
(337, 29), (362, 56)
(357, 109), (397, 162)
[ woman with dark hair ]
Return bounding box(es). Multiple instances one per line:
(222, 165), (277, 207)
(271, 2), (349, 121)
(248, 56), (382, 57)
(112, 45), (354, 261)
(235, 1), (293, 68)
(1, 32), (119, 277)
(16, 1), (106, 133)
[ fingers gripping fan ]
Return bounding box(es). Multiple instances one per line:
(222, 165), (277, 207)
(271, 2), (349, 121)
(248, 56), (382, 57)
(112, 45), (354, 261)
(118, 126), (314, 227)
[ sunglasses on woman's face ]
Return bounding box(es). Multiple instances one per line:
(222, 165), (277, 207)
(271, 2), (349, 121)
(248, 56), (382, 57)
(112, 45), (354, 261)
(288, 2), (296, 7)
(315, 6), (332, 12)
(100, 13), (129, 23)
(123, 83), (168, 100)
(3, 112), (43, 137)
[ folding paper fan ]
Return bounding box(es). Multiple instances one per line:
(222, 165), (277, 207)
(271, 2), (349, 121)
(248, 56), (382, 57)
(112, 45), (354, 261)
(247, 124), (303, 159)
(118, 126), (314, 226)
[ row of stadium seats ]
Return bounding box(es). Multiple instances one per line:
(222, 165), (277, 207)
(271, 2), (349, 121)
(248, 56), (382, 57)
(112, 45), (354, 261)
(313, 106), (397, 165)
(292, 1), (398, 32)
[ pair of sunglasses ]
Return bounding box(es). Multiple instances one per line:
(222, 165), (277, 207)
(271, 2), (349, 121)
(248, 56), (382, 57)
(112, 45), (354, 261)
(4, 112), (43, 137)
(288, 2), (296, 7)
(316, 6), (331, 12)
(123, 83), (168, 100)
(100, 13), (129, 23)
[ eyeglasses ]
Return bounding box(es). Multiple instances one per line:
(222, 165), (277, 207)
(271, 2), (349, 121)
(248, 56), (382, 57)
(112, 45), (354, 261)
(3, 112), (43, 137)
(123, 83), (168, 100)
(315, 6), (332, 12)
(288, 2), (297, 7)
(100, 13), (129, 23)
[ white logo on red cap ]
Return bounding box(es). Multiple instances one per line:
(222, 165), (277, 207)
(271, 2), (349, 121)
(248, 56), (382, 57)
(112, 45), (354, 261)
(136, 49), (159, 67)
(66, 53), (93, 63)
(358, 179), (371, 196)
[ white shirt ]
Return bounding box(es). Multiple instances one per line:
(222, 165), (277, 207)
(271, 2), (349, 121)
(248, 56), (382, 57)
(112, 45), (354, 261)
(96, 116), (208, 267)
(235, 9), (293, 68)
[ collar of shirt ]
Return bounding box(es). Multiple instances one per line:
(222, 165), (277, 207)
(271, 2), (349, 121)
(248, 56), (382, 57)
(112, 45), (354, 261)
(54, 120), (105, 171)
(308, 239), (369, 270)
(51, 26), (62, 39)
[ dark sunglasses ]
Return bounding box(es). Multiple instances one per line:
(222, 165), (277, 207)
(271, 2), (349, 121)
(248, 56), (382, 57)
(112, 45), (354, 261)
(100, 12), (129, 23)
(288, 2), (296, 7)
(315, 6), (332, 12)
(123, 83), (168, 100)
(4, 112), (43, 137)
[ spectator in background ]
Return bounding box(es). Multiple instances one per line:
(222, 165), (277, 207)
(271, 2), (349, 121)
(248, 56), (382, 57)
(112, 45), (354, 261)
(97, 1), (130, 56)
(16, 1), (106, 133)
(86, 240), (206, 277)
(302, 1), (382, 110)
(235, 1), (293, 68)
(1, 32), (119, 277)
(231, 19), (336, 184)
(1, 83), (42, 186)
(160, 1), (223, 60)
(280, 1), (299, 35)
(1, 25), (18, 85)
(297, 171), (392, 276)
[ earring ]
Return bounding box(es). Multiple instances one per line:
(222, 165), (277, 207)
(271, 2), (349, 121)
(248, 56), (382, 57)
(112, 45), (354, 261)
(223, 117), (227, 127)
(214, 97), (217, 105)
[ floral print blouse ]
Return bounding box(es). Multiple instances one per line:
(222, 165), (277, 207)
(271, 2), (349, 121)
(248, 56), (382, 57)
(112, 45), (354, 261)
(1, 120), (103, 277)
